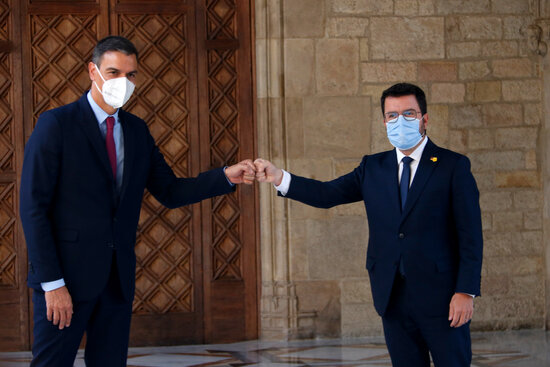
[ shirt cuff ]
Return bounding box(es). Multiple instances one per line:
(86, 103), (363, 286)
(41, 278), (66, 292)
(223, 166), (235, 187)
(274, 170), (291, 196)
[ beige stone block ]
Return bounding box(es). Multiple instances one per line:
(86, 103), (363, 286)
(371, 107), (393, 153)
(359, 38), (369, 61)
(448, 129), (467, 152)
(331, 0), (393, 14)
(341, 303), (383, 337)
(481, 41), (519, 57)
(480, 191), (512, 212)
(360, 84), (390, 99)
(256, 40), (268, 99)
(492, 58), (533, 78)
(283, 0), (325, 38)
(502, 80), (541, 102)
(327, 17), (369, 38)
(491, 0), (530, 13)
(285, 98), (305, 158)
(524, 211), (542, 230)
(467, 81), (501, 103)
(295, 280), (342, 337)
(469, 151), (524, 172)
(495, 171), (540, 188)
(481, 212), (492, 231)
(430, 83), (465, 103)
(520, 231), (543, 254)
(341, 279), (371, 304)
(284, 39), (315, 97)
(289, 219), (310, 280)
(482, 103), (522, 126)
(447, 16), (502, 40)
(316, 39), (359, 95)
(503, 16), (530, 40)
(481, 276), (510, 296)
(459, 61), (490, 80)
(513, 190), (543, 210)
(525, 150), (537, 170)
(395, 0), (419, 15)
(495, 127), (538, 149)
(468, 129), (494, 150)
(303, 96), (370, 157)
(370, 17), (444, 60)
(524, 103), (541, 126)
(485, 256), (542, 276)
(447, 42), (481, 58)
(361, 62), (417, 83)
(483, 231), (522, 256)
(435, 0), (490, 14)
(493, 211), (524, 231)
(508, 275), (544, 301)
(426, 104), (449, 147)
(418, 62), (457, 82)
(473, 171), (495, 190)
(306, 216), (369, 279)
(449, 105), (482, 128)
(418, 0), (436, 15)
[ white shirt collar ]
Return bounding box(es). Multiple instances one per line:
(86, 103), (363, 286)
(395, 136), (429, 164)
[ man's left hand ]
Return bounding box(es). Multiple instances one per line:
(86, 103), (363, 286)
(449, 293), (474, 328)
(225, 159), (256, 184)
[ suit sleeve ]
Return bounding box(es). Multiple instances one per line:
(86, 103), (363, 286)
(20, 111), (64, 283)
(283, 157), (365, 208)
(451, 155), (483, 296)
(145, 131), (234, 209)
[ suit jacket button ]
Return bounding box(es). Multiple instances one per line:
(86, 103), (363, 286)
(398, 233), (405, 239)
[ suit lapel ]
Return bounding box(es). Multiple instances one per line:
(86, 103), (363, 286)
(400, 139), (439, 222)
(77, 94), (114, 180)
(118, 110), (135, 201)
(382, 149), (401, 215)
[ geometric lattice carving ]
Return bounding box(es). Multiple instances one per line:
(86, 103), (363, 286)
(30, 15), (97, 125)
(207, 0), (243, 281)
(0, 0), (14, 173)
(0, 183), (17, 287)
(206, 0), (237, 40)
(118, 14), (194, 314)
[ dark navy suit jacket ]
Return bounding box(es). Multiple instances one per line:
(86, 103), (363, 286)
(20, 93), (234, 302)
(283, 139), (483, 317)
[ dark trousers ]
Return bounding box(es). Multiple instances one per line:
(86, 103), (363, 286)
(381, 275), (471, 367)
(31, 254), (133, 367)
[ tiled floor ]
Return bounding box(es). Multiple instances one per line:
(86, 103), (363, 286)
(0, 329), (548, 366)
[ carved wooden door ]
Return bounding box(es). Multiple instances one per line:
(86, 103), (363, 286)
(0, 0), (257, 350)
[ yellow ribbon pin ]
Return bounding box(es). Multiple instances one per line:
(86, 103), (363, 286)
(430, 157), (438, 162)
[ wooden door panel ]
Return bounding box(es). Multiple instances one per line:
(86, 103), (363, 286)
(199, 0), (257, 342)
(0, 0), (256, 350)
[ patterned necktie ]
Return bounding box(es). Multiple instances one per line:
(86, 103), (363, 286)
(105, 116), (117, 178)
(400, 156), (413, 211)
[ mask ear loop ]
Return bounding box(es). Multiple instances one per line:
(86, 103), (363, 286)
(93, 64), (106, 95)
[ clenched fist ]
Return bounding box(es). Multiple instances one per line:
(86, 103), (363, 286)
(254, 158), (283, 186)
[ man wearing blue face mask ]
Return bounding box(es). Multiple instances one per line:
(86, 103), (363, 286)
(20, 36), (256, 366)
(254, 83), (483, 367)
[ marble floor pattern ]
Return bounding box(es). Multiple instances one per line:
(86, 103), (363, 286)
(0, 329), (548, 366)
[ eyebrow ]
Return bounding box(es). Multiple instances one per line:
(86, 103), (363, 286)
(105, 67), (138, 74)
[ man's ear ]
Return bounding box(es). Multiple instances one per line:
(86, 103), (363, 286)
(88, 62), (96, 82)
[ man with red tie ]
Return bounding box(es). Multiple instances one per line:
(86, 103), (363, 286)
(20, 36), (255, 367)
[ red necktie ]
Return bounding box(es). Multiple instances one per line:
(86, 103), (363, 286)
(105, 116), (117, 178)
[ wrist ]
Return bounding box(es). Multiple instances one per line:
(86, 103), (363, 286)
(275, 169), (283, 186)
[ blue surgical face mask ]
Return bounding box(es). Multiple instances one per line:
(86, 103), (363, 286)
(386, 115), (423, 150)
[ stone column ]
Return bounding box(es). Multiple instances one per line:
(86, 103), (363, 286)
(528, 0), (550, 330)
(255, 0), (302, 339)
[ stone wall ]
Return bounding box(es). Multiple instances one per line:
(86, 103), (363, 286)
(256, 0), (546, 339)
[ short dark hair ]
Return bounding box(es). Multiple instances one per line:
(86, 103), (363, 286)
(380, 83), (427, 116)
(92, 36), (138, 67)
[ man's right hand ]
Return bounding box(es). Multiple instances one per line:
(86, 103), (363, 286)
(254, 158), (283, 186)
(45, 286), (73, 330)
